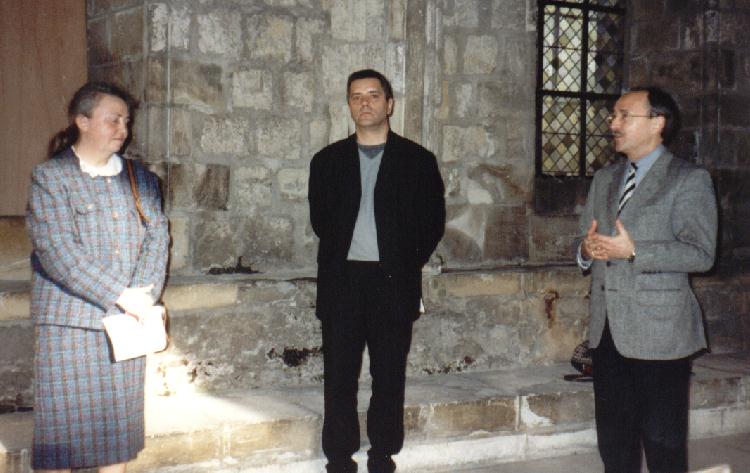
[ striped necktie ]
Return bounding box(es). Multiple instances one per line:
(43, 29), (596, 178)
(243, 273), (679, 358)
(617, 162), (638, 215)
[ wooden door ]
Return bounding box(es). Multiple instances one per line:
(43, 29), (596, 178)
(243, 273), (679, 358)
(0, 0), (87, 216)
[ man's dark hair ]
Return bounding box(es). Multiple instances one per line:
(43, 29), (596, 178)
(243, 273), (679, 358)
(630, 86), (681, 145)
(346, 69), (394, 101)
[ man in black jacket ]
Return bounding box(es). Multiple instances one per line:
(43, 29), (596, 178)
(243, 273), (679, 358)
(308, 69), (445, 473)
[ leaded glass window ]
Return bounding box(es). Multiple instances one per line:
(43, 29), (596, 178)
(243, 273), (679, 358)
(536, 0), (626, 177)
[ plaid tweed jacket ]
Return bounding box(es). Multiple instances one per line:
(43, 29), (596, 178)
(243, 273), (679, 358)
(27, 148), (169, 329)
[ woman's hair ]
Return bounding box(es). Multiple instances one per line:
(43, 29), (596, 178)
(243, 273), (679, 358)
(48, 82), (136, 159)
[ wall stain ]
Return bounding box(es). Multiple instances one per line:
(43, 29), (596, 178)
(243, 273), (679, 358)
(268, 346), (322, 367)
(207, 256), (258, 275)
(0, 394), (31, 414)
(543, 289), (560, 327)
(423, 356), (475, 375)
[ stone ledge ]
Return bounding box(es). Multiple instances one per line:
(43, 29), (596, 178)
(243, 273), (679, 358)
(0, 291), (29, 322)
(2, 353), (749, 473)
(3, 270), (750, 404)
(0, 267), (586, 322)
(0, 217), (31, 283)
(5, 267), (749, 322)
(161, 283), (239, 312)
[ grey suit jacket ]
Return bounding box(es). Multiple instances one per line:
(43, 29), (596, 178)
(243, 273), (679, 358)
(577, 150), (717, 360)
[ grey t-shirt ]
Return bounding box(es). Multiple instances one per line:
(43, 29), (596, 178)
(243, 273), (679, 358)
(347, 143), (385, 261)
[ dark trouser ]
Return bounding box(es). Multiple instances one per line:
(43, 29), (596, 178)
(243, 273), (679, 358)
(593, 321), (691, 473)
(322, 261), (414, 473)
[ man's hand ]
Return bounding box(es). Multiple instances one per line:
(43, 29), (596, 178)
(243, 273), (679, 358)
(591, 219), (635, 260)
(581, 219), (598, 260)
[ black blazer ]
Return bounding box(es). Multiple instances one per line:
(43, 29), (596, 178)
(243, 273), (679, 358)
(308, 131), (446, 321)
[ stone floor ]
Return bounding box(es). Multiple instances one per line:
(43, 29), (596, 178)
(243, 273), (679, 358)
(146, 433), (750, 472)
(2, 353), (750, 473)
(428, 433), (750, 472)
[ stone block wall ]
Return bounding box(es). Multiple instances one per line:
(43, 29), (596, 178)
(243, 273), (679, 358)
(627, 0), (750, 271)
(102, 269), (594, 397)
(87, 0), (409, 275)
(433, 0), (541, 265)
(84, 0), (573, 276)
(85, 0), (750, 275)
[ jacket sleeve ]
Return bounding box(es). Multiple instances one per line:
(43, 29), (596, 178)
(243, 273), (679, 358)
(308, 151), (330, 241)
(415, 151), (446, 267)
(575, 174), (598, 270)
(633, 168), (717, 273)
(26, 165), (129, 310)
(129, 167), (170, 300)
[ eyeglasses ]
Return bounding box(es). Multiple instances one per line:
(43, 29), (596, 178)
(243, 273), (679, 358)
(605, 111), (659, 125)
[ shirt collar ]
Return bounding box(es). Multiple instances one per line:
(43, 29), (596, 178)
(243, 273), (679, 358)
(72, 147), (123, 177)
(628, 144), (664, 185)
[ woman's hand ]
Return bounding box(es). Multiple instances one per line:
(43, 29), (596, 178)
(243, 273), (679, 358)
(116, 284), (155, 316)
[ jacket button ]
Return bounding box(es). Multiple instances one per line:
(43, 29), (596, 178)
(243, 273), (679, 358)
(600, 284), (605, 291)
(606, 261), (612, 267)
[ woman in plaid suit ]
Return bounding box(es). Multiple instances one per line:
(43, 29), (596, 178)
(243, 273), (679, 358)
(26, 82), (169, 473)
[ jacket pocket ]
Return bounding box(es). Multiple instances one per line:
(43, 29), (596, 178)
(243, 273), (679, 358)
(72, 198), (97, 215)
(70, 197), (100, 238)
(636, 288), (683, 306)
(635, 288), (687, 322)
(635, 272), (687, 291)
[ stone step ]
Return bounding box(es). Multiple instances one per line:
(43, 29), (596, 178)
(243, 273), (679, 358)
(4, 270), (750, 416)
(0, 217), (31, 282)
(1, 268), (596, 414)
(2, 353), (750, 473)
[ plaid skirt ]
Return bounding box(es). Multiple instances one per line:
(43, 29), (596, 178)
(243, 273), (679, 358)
(33, 324), (146, 469)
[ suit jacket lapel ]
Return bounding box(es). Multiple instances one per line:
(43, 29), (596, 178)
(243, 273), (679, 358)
(342, 135), (362, 223)
(375, 131), (397, 197)
(59, 148), (96, 203)
(619, 151), (673, 220)
(606, 159), (626, 231)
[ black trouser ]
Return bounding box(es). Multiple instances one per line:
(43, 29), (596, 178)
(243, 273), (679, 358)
(593, 321), (691, 473)
(322, 261), (414, 473)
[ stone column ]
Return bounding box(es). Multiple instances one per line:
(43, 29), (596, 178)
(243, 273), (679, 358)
(435, 0), (541, 266)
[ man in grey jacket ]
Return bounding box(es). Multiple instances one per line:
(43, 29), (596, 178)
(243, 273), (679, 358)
(577, 86), (717, 473)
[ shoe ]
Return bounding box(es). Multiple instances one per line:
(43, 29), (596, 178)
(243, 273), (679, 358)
(326, 457), (358, 473)
(367, 453), (396, 473)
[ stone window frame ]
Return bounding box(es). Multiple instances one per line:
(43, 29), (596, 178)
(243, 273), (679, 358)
(534, 0), (626, 179)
